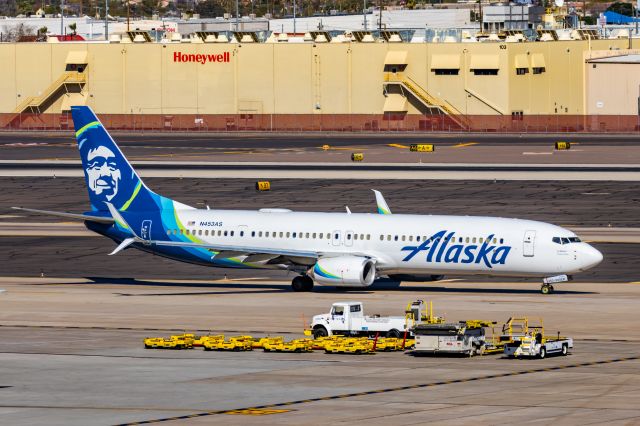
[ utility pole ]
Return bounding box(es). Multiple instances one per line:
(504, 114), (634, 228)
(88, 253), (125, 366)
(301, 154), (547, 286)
(363, 0), (367, 30)
(127, 0), (130, 32)
(60, 0), (64, 35)
(105, 0), (109, 40)
(378, 0), (382, 31)
(235, 0), (240, 31)
(293, 0), (297, 33)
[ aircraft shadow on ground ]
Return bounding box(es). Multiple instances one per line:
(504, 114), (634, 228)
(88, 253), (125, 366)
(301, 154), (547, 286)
(80, 277), (597, 296)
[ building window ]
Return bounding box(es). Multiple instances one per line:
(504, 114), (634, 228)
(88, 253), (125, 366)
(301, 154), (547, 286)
(532, 67), (546, 74)
(472, 69), (499, 76)
(433, 69), (459, 75)
(516, 67), (529, 75)
(512, 111), (524, 121)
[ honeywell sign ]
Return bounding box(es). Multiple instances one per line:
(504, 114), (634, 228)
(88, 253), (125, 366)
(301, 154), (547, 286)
(173, 52), (230, 64)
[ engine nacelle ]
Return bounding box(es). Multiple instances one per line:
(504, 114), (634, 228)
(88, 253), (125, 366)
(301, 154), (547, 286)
(312, 256), (376, 287)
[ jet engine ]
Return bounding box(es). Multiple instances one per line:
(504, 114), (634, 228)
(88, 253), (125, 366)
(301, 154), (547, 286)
(312, 256), (376, 286)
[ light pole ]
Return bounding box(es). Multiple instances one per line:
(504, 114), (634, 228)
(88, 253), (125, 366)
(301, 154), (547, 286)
(60, 0), (64, 35)
(293, 0), (297, 33)
(235, 0), (239, 31)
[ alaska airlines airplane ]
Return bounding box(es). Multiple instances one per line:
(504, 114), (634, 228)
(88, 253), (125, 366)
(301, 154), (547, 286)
(14, 106), (603, 294)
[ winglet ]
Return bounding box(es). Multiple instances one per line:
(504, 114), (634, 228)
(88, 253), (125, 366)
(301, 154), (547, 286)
(105, 202), (139, 237)
(372, 190), (392, 215)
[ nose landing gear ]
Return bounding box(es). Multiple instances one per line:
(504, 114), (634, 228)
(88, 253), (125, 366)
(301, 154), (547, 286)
(291, 275), (314, 292)
(540, 284), (555, 294)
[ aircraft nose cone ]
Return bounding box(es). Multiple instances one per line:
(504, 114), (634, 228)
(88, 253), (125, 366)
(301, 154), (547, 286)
(582, 245), (603, 270)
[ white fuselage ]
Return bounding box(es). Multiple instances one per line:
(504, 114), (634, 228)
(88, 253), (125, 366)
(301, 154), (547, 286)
(165, 208), (603, 277)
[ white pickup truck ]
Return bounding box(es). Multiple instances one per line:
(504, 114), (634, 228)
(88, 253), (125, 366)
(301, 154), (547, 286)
(310, 301), (416, 339)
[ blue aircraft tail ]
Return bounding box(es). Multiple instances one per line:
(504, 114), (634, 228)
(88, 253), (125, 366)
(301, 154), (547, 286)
(71, 106), (162, 212)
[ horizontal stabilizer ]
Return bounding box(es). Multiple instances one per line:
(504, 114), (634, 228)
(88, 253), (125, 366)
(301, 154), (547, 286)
(109, 238), (136, 255)
(12, 207), (115, 224)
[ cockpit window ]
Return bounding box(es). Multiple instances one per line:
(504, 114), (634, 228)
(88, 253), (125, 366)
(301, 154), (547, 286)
(553, 236), (582, 245)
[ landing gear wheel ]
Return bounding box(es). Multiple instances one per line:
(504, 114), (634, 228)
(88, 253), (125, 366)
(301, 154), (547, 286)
(292, 275), (314, 292)
(541, 284), (554, 295)
(301, 275), (314, 292)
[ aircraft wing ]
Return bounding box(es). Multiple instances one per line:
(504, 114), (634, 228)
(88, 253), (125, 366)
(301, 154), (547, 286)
(11, 207), (115, 224)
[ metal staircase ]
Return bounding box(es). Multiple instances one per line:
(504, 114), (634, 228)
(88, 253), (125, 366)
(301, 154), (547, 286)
(14, 71), (87, 114)
(384, 74), (471, 129)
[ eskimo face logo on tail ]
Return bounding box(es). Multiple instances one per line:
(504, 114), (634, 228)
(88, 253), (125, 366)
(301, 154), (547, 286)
(85, 146), (121, 202)
(401, 230), (511, 268)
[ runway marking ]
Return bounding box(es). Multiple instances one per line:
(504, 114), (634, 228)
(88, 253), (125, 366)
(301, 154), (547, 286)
(387, 144), (409, 149)
(225, 409), (291, 416)
(114, 355), (640, 425)
(522, 152), (553, 155)
(453, 142), (478, 148)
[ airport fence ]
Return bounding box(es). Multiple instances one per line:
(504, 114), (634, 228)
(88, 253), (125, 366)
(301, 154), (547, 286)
(1, 113), (640, 133)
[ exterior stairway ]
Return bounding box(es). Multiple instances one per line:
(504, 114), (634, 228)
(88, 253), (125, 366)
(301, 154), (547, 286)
(14, 71), (87, 114)
(384, 74), (471, 129)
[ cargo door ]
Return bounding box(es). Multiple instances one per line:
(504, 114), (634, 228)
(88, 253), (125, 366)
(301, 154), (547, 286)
(523, 230), (536, 257)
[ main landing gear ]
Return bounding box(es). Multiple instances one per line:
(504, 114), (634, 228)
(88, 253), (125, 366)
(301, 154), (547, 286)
(540, 284), (555, 295)
(291, 275), (314, 292)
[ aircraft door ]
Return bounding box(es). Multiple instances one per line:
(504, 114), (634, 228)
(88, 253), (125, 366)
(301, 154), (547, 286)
(345, 230), (354, 247)
(141, 220), (152, 241)
(523, 230), (536, 257)
(332, 230), (342, 246)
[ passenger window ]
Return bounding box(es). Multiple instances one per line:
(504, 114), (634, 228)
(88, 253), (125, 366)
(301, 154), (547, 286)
(472, 237), (476, 243)
(306, 233), (310, 238)
(240, 231), (244, 237)
(380, 235), (384, 241)
(459, 237), (463, 243)
(173, 230), (177, 235)
(319, 233), (323, 239)
(394, 235), (398, 241)
(223, 231), (227, 237)
(251, 231), (255, 237)
(285, 232), (290, 238)
(166, 230), (171, 235)
(366, 235), (370, 240)
(258, 231), (262, 237)
(479, 238), (483, 243)
(354, 234), (358, 240)
(279, 232), (283, 238)
(416, 236), (421, 242)
(409, 236), (413, 242)
(326, 233), (331, 239)
(293, 232), (297, 238)
(347, 234), (351, 240)
(387, 235), (391, 241)
(205, 230), (209, 236)
(500, 238), (504, 244)
(230, 231), (234, 236)
(493, 238), (497, 244)
(312, 233), (316, 239)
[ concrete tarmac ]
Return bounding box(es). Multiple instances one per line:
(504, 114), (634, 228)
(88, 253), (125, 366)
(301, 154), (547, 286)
(1, 277), (640, 425)
(2, 132), (640, 165)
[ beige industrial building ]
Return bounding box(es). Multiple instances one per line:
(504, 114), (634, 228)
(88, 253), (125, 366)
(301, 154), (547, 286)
(0, 34), (638, 131)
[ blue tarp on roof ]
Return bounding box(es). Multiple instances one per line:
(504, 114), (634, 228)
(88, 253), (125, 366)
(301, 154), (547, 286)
(603, 11), (640, 24)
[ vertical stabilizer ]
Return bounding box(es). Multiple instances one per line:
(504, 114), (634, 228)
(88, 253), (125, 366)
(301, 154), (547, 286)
(71, 106), (161, 212)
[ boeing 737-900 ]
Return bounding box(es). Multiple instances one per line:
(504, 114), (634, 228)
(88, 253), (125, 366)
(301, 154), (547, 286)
(14, 106), (603, 294)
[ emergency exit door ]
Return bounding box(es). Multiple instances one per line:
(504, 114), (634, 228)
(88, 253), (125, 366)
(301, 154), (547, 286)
(523, 230), (536, 257)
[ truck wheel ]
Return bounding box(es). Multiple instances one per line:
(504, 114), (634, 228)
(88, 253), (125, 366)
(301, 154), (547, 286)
(539, 347), (546, 359)
(386, 329), (401, 338)
(561, 344), (568, 356)
(313, 326), (328, 339)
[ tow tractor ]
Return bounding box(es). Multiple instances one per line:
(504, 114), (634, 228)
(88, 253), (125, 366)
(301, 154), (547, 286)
(309, 300), (442, 339)
(502, 317), (573, 358)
